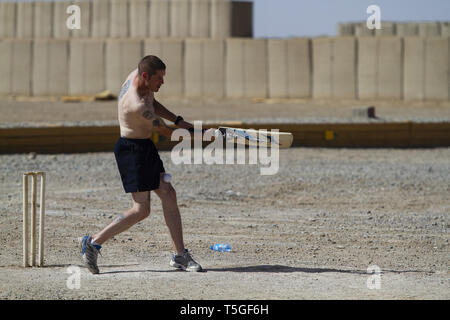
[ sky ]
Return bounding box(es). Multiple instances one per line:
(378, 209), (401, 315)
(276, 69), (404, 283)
(3, 0), (450, 38)
(252, 0), (450, 37)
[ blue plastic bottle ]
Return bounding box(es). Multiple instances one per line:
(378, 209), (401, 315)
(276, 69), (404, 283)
(210, 243), (232, 252)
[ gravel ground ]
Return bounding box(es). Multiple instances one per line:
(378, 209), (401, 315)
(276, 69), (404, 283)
(0, 147), (449, 300)
(0, 97), (449, 300)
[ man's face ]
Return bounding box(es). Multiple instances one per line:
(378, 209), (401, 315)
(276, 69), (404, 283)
(142, 69), (165, 92)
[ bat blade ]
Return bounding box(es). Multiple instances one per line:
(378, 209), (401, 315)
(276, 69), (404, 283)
(217, 127), (293, 149)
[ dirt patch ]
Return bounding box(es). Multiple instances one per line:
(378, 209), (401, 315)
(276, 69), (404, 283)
(0, 147), (448, 300)
(0, 97), (448, 300)
(1, 96), (450, 124)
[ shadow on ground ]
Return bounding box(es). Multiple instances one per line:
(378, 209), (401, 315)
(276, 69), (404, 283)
(57, 264), (431, 275)
(96, 264), (369, 275)
(206, 265), (368, 274)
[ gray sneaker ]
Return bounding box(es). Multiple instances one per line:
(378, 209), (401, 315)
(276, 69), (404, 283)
(78, 235), (101, 274)
(170, 249), (203, 272)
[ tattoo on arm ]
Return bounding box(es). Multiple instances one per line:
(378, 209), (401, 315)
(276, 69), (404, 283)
(153, 117), (173, 131)
(118, 80), (131, 101)
(153, 119), (160, 127)
(142, 110), (154, 120)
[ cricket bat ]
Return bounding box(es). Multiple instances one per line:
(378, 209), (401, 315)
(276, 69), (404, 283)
(215, 127), (293, 149)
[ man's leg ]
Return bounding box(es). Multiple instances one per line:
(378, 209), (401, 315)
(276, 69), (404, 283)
(93, 191), (151, 245)
(154, 175), (184, 254)
(154, 173), (202, 272)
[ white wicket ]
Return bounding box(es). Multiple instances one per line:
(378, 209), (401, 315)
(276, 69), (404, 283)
(23, 171), (46, 267)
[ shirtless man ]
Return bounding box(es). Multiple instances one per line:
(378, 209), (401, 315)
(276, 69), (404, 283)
(79, 55), (203, 274)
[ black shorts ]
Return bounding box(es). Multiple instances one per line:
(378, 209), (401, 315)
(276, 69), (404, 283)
(114, 137), (165, 193)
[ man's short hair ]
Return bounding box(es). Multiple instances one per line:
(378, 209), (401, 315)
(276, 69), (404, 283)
(138, 55), (166, 77)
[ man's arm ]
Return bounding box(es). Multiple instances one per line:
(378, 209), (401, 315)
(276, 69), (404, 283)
(141, 102), (174, 138)
(153, 99), (193, 130)
(151, 117), (174, 138)
(153, 99), (213, 136)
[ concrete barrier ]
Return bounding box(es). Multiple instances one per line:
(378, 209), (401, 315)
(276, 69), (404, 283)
(333, 37), (356, 99)
(338, 23), (354, 36)
(92, 0), (110, 38)
(149, 0), (170, 37)
(245, 39), (267, 98)
(16, 2), (34, 38)
(211, 0), (231, 38)
(0, 40), (11, 95)
(184, 39), (203, 97)
(287, 38), (311, 98)
(425, 37), (449, 100)
(110, 0), (128, 38)
(225, 38), (267, 98)
(268, 38), (311, 98)
(53, 2), (71, 39)
(106, 39), (143, 95)
(3, 0), (256, 40)
(312, 38), (332, 98)
(203, 39), (226, 97)
(418, 22), (440, 36)
(404, 37), (449, 101)
(403, 37), (425, 100)
(378, 37), (402, 99)
(0, 2), (16, 38)
(34, 1), (53, 38)
(359, 37), (403, 99)
(0, 33), (447, 101)
(69, 39), (106, 95)
(13, 39), (32, 96)
(375, 22), (395, 36)
(225, 38), (245, 98)
(354, 22), (374, 36)
(357, 37), (377, 99)
(129, 0), (149, 37)
(341, 21), (450, 37)
(170, 0), (190, 38)
(313, 37), (356, 99)
(396, 23), (418, 36)
(32, 39), (69, 96)
(441, 22), (450, 37)
(144, 39), (184, 97)
(190, 0), (210, 37)
(184, 38), (225, 97)
(71, 1), (91, 38)
(267, 39), (286, 98)
(0, 39), (32, 96)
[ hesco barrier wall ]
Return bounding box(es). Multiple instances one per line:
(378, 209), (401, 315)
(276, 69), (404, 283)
(0, 0), (253, 39)
(1, 122), (449, 154)
(338, 21), (450, 37)
(0, 36), (449, 101)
